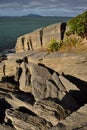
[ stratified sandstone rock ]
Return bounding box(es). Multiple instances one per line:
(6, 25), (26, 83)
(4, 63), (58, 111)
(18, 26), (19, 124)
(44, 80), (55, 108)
(19, 62), (64, 99)
(28, 51), (49, 64)
(50, 104), (87, 130)
(33, 99), (67, 126)
(0, 60), (16, 80)
(59, 75), (79, 92)
(46, 79), (65, 99)
(19, 62), (79, 111)
(6, 92), (34, 110)
(52, 72), (66, 92)
(0, 52), (86, 130)
(30, 63), (52, 100)
(1, 51), (87, 83)
(0, 50), (38, 81)
(42, 52), (87, 82)
(42, 23), (62, 49)
(5, 109), (52, 130)
(19, 62), (32, 92)
(7, 50), (37, 60)
(19, 62), (52, 99)
(0, 124), (16, 130)
(0, 81), (78, 127)
(15, 23), (64, 53)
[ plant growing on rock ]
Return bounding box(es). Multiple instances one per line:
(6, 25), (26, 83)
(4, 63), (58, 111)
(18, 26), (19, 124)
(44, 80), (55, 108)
(64, 36), (82, 47)
(47, 38), (62, 52)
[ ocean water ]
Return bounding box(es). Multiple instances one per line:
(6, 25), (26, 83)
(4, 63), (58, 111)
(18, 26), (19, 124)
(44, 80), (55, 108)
(0, 16), (71, 50)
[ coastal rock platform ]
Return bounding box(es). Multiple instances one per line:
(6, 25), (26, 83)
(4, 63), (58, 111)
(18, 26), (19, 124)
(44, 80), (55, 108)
(0, 50), (87, 130)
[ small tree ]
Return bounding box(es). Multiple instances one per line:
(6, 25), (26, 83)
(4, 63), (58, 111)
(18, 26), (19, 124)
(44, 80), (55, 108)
(66, 11), (87, 38)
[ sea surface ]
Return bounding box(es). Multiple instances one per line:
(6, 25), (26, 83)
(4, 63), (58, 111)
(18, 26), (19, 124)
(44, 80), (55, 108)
(0, 16), (71, 50)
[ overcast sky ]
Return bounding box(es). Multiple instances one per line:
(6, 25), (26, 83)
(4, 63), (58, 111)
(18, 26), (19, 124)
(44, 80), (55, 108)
(0, 0), (87, 17)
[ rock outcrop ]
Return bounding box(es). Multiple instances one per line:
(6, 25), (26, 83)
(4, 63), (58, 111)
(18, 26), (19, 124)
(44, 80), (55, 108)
(15, 23), (66, 53)
(1, 51), (87, 82)
(0, 50), (87, 129)
(5, 109), (52, 130)
(19, 62), (79, 112)
(33, 99), (67, 126)
(50, 104), (87, 130)
(0, 47), (87, 130)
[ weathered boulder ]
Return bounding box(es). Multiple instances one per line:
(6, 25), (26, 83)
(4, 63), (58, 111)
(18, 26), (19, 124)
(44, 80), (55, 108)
(50, 104), (87, 130)
(19, 62), (64, 99)
(19, 62), (32, 92)
(5, 109), (52, 130)
(19, 62), (79, 111)
(0, 60), (16, 80)
(28, 63), (52, 100)
(46, 79), (66, 100)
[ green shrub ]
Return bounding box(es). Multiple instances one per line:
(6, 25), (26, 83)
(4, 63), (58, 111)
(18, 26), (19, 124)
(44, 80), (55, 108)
(47, 38), (62, 52)
(64, 36), (82, 47)
(66, 11), (87, 38)
(65, 30), (73, 36)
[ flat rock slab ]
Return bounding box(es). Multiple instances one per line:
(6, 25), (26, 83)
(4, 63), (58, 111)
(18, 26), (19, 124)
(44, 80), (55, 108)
(59, 75), (79, 92)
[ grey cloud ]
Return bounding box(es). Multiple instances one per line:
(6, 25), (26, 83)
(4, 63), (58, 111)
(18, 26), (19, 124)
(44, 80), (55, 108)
(0, 0), (86, 9)
(0, 0), (86, 16)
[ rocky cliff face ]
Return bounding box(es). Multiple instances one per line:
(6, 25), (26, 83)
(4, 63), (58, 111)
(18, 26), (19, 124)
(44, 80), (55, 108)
(15, 23), (66, 53)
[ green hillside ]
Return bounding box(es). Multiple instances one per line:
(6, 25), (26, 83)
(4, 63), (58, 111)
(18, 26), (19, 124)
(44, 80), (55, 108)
(66, 11), (87, 38)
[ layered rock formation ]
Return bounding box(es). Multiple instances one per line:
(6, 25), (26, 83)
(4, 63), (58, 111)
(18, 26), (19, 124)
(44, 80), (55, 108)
(1, 50), (87, 81)
(0, 49), (87, 129)
(15, 23), (66, 52)
(50, 104), (87, 130)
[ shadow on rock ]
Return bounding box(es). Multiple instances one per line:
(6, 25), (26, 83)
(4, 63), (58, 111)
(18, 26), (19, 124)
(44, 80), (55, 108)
(17, 106), (36, 116)
(63, 74), (87, 94)
(38, 63), (59, 75)
(0, 98), (12, 124)
(62, 74), (87, 106)
(1, 75), (19, 87)
(13, 91), (35, 105)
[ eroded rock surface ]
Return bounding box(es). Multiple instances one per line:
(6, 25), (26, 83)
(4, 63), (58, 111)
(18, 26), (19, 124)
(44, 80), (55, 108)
(5, 109), (52, 130)
(50, 104), (87, 130)
(15, 23), (62, 52)
(0, 50), (87, 130)
(33, 99), (67, 126)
